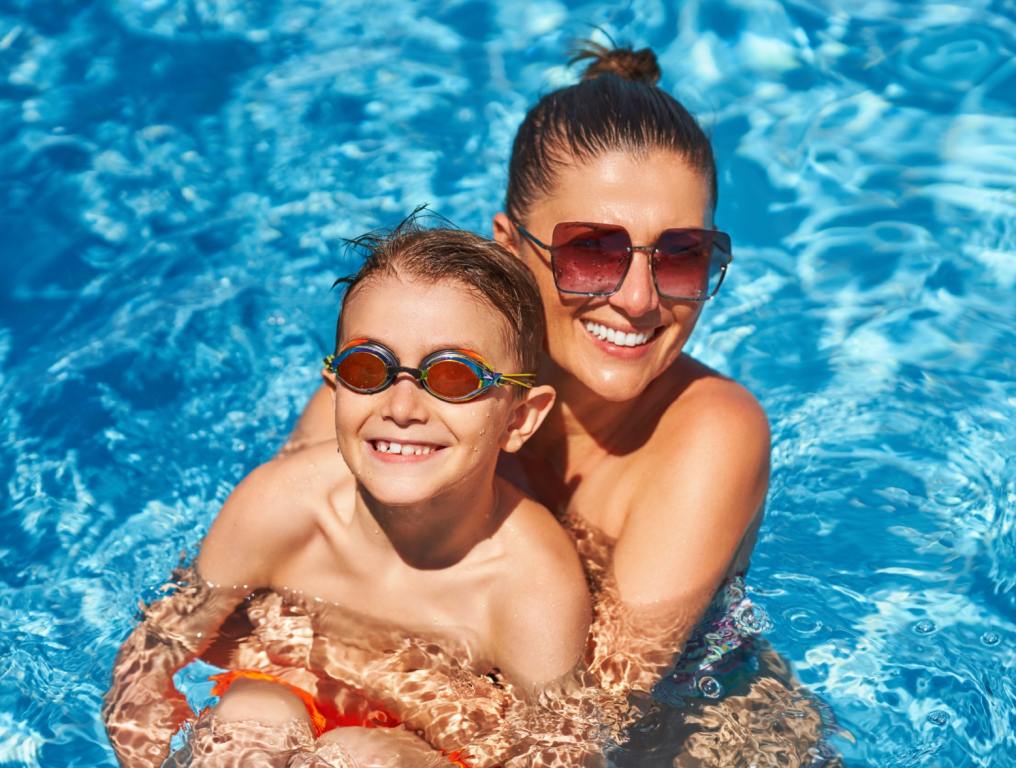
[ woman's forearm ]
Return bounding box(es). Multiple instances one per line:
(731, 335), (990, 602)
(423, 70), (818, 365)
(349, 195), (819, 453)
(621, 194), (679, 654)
(280, 382), (335, 455)
(103, 574), (242, 766)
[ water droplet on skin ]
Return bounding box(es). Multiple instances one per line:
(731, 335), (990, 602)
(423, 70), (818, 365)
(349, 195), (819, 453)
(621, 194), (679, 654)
(698, 676), (723, 699)
(980, 631), (1000, 646)
(927, 710), (949, 726)
(913, 619), (935, 635)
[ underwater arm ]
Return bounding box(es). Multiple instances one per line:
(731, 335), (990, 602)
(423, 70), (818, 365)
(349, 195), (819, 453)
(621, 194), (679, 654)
(104, 460), (303, 766)
(102, 575), (243, 767)
(483, 532), (610, 767)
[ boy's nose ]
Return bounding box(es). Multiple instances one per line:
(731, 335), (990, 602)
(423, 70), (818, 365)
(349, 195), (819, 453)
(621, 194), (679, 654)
(380, 374), (429, 425)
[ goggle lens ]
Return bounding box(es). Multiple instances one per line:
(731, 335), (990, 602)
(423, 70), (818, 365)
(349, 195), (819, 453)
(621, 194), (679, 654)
(336, 349), (389, 391)
(425, 358), (483, 400)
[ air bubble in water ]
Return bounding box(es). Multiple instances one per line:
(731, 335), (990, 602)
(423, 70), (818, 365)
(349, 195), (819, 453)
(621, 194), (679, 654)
(927, 710), (949, 726)
(698, 675), (723, 699)
(980, 631), (1000, 646)
(732, 601), (773, 636)
(913, 619), (935, 635)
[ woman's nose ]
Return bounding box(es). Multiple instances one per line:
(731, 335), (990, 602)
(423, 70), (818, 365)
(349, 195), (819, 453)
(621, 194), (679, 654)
(608, 250), (660, 317)
(380, 375), (429, 425)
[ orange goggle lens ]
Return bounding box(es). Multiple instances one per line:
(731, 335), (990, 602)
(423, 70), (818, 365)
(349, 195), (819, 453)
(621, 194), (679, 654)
(425, 359), (484, 399)
(336, 350), (388, 390)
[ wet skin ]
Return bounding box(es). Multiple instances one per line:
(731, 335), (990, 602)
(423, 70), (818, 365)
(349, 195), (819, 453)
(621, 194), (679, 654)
(286, 149), (769, 674)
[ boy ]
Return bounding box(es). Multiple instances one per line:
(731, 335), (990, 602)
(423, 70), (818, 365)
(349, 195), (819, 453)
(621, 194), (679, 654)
(104, 224), (591, 766)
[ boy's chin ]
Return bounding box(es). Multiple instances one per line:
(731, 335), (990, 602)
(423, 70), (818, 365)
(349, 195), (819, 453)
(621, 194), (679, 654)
(360, 481), (437, 509)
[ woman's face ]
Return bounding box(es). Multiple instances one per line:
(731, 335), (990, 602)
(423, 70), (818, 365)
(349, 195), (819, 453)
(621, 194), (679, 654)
(497, 149), (714, 403)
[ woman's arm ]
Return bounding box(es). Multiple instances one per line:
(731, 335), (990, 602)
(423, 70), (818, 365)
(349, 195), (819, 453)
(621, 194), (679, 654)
(102, 576), (244, 767)
(595, 379), (770, 689)
(104, 460), (309, 766)
(281, 380), (336, 455)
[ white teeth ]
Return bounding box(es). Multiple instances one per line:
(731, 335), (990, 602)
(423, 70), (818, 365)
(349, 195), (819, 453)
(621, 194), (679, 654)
(583, 321), (652, 347)
(372, 440), (435, 455)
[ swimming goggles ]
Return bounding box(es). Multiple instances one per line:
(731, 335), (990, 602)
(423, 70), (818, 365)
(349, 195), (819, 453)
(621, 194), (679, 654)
(324, 339), (535, 403)
(513, 220), (733, 301)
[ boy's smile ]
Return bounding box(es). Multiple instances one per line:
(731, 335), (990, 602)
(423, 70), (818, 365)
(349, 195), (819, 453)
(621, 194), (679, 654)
(334, 273), (521, 508)
(369, 439), (444, 459)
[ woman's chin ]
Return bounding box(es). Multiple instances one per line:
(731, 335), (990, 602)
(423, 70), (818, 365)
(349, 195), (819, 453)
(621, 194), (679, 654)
(577, 368), (656, 403)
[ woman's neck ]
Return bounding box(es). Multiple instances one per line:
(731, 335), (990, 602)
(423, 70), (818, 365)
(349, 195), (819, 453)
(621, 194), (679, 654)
(353, 480), (504, 571)
(529, 354), (647, 463)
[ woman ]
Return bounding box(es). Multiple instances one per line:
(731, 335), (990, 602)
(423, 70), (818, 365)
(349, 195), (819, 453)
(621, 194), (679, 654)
(291, 44), (768, 683)
(284, 45), (834, 765)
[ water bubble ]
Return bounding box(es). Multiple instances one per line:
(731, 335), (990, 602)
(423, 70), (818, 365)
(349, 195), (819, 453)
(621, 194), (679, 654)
(980, 631), (1000, 646)
(732, 601), (773, 636)
(913, 619), (936, 635)
(698, 676), (723, 699)
(787, 608), (822, 636)
(926, 710), (949, 726)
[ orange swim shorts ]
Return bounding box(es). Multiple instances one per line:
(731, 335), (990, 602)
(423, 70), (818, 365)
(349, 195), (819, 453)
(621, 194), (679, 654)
(208, 670), (473, 767)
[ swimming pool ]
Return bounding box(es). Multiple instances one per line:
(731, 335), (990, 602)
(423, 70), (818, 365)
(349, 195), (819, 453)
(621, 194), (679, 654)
(1, 0), (1013, 764)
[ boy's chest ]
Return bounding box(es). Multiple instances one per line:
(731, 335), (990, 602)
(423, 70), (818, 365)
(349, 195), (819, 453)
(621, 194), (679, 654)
(270, 546), (497, 665)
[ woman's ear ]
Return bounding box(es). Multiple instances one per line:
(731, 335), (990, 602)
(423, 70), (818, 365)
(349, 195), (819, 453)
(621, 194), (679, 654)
(501, 385), (556, 453)
(492, 212), (518, 255)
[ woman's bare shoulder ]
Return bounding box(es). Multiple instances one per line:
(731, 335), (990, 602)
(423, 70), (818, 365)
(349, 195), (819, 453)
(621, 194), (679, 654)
(659, 355), (770, 443)
(631, 354), (770, 512)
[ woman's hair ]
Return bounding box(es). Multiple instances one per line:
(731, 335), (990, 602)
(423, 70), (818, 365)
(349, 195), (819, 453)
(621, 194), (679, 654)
(336, 216), (545, 373)
(505, 43), (717, 220)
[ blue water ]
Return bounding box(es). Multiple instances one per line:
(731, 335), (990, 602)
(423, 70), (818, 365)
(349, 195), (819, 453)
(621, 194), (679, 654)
(1, 0), (1014, 765)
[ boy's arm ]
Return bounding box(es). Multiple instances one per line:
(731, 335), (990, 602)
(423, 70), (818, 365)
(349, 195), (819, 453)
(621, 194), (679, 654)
(104, 460), (307, 766)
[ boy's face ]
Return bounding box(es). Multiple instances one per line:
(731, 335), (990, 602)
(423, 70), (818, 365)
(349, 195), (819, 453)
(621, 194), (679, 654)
(334, 273), (523, 507)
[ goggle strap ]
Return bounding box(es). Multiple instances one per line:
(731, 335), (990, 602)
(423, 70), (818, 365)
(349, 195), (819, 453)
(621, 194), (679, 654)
(498, 373), (536, 389)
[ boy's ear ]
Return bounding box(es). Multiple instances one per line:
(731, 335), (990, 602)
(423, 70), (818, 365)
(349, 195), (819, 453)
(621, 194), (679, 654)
(322, 365), (337, 390)
(492, 212), (518, 255)
(501, 384), (556, 453)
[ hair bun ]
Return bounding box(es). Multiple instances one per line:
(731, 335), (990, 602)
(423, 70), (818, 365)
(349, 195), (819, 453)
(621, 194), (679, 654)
(572, 42), (661, 86)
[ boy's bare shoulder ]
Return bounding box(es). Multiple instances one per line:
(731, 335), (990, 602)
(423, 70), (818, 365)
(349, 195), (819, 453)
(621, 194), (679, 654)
(196, 442), (350, 587)
(489, 479), (591, 689)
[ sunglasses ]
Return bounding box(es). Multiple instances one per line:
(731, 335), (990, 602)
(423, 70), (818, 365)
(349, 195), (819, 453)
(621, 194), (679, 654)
(513, 221), (733, 301)
(324, 339), (535, 403)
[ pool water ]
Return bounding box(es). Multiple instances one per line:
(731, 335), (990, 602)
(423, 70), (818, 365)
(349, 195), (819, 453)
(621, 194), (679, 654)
(1, 0), (1013, 765)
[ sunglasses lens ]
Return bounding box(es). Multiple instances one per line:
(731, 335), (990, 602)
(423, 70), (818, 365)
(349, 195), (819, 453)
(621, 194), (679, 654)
(551, 223), (631, 294)
(425, 359), (483, 400)
(336, 349), (388, 391)
(654, 230), (731, 299)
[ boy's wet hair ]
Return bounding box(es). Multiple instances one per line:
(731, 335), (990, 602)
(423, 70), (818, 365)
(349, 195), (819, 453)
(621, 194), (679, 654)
(335, 214), (545, 373)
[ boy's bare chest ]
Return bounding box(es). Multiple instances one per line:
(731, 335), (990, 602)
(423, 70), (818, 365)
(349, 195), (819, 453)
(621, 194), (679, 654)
(270, 532), (496, 659)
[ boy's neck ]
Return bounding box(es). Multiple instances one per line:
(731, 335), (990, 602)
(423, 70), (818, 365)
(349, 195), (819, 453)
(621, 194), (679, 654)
(353, 480), (506, 570)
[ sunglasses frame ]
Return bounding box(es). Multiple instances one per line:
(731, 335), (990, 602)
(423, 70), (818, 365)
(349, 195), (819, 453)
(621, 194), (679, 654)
(513, 220), (733, 302)
(324, 339), (535, 403)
